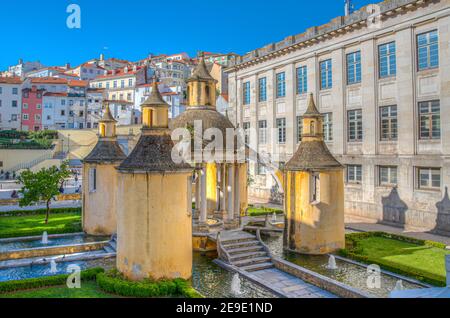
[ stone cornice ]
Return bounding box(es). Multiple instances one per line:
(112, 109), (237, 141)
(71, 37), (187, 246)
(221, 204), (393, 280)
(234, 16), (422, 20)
(227, 0), (431, 73)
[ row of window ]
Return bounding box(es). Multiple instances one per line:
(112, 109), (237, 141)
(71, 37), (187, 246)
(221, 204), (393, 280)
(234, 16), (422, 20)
(0, 100), (18, 107)
(98, 78), (134, 89)
(346, 165), (441, 191)
(0, 87), (19, 95)
(243, 30), (439, 104)
(243, 100), (440, 145)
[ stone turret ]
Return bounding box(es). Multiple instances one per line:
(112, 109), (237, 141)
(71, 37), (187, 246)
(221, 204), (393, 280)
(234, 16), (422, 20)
(116, 79), (193, 281)
(82, 102), (126, 236)
(284, 93), (345, 255)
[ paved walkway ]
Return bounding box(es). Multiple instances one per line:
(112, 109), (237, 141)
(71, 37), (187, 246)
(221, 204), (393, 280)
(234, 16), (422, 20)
(345, 214), (450, 247)
(0, 200), (81, 213)
(248, 268), (337, 298)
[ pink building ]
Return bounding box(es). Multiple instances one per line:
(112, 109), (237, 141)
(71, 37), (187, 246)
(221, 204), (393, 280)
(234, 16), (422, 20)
(21, 86), (45, 131)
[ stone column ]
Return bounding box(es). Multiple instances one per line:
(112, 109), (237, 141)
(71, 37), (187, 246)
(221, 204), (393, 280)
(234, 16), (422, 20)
(220, 163), (227, 219)
(214, 163), (221, 217)
(234, 164), (241, 222)
(199, 166), (208, 231)
(226, 164), (235, 228)
(193, 171), (201, 220)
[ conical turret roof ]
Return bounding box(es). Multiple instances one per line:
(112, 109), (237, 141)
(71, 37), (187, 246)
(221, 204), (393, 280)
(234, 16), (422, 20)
(99, 103), (116, 122)
(141, 80), (169, 108)
(303, 93), (322, 118)
(187, 57), (216, 82)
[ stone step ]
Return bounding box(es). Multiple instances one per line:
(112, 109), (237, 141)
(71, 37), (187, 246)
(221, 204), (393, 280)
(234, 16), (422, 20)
(222, 240), (260, 249)
(226, 245), (264, 255)
(240, 262), (274, 272)
(230, 251), (268, 262)
(221, 237), (256, 245)
(104, 246), (115, 253)
(233, 257), (272, 268)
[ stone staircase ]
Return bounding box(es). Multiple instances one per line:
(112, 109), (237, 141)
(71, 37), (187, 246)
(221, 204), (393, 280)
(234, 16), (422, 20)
(103, 235), (117, 254)
(218, 231), (274, 272)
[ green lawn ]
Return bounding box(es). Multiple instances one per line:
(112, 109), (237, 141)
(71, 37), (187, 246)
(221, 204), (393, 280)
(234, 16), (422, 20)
(0, 212), (82, 239)
(0, 281), (119, 298)
(345, 235), (450, 286)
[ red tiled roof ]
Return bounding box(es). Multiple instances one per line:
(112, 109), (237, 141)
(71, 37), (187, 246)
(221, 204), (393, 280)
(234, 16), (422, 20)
(0, 77), (22, 84)
(30, 77), (68, 84)
(68, 80), (88, 87)
(221, 93), (229, 102)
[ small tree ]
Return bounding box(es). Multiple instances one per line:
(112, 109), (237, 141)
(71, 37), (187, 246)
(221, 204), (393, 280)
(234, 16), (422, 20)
(17, 161), (71, 224)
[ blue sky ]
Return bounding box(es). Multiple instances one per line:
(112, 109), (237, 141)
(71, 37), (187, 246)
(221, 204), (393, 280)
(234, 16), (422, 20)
(0, 0), (374, 70)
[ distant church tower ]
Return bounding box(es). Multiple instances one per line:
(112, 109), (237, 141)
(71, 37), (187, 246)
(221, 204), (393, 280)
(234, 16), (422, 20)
(116, 80), (193, 281)
(82, 103), (126, 236)
(284, 94), (345, 255)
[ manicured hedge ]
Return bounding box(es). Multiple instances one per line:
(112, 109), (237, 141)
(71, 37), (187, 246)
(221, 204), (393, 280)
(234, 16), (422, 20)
(339, 232), (447, 287)
(97, 269), (203, 298)
(247, 205), (284, 217)
(0, 207), (81, 218)
(0, 268), (104, 294)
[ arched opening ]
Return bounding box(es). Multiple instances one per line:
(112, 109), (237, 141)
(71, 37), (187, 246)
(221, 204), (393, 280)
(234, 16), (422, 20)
(310, 121), (315, 135)
(205, 85), (210, 105)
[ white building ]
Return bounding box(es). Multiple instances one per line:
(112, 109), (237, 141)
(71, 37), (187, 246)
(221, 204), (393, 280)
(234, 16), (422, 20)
(135, 83), (185, 119)
(227, 0), (450, 233)
(42, 92), (69, 130)
(7, 59), (44, 77)
(0, 77), (22, 130)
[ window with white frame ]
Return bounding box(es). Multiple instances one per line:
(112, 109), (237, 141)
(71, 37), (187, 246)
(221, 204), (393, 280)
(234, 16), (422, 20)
(347, 51), (361, 84)
(311, 173), (320, 203)
(320, 59), (332, 89)
(243, 81), (251, 105)
(258, 120), (267, 144)
(296, 116), (303, 143)
(296, 66), (307, 94)
(258, 163), (267, 175)
(276, 72), (286, 98)
(417, 30), (439, 71)
(379, 42), (396, 78)
(323, 113), (333, 142)
(348, 109), (362, 142)
(89, 168), (97, 192)
(276, 118), (286, 144)
(243, 122), (250, 145)
(23, 114), (29, 120)
(255, 77), (266, 103)
(379, 166), (397, 186)
(417, 167), (441, 190)
(380, 105), (397, 141)
(347, 165), (362, 184)
(419, 100), (440, 140)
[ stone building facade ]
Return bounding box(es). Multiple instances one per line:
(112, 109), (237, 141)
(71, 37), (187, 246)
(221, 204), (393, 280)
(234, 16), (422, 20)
(227, 0), (450, 232)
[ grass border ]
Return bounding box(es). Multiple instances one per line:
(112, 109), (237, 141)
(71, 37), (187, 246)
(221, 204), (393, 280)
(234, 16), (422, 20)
(338, 232), (448, 287)
(0, 207), (81, 218)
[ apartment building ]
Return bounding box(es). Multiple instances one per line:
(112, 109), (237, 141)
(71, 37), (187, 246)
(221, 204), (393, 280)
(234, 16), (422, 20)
(0, 77), (22, 130)
(227, 0), (450, 233)
(21, 86), (45, 131)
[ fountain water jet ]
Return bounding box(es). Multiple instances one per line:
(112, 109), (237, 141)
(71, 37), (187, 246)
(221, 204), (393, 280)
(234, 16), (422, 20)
(50, 260), (57, 274)
(272, 213), (277, 223)
(41, 231), (49, 245)
(231, 273), (243, 295)
(326, 255), (338, 270)
(393, 280), (404, 291)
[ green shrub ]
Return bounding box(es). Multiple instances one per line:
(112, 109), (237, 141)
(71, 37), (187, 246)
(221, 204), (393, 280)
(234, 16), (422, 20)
(0, 207), (81, 218)
(0, 268), (104, 294)
(97, 270), (203, 298)
(247, 206), (284, 217)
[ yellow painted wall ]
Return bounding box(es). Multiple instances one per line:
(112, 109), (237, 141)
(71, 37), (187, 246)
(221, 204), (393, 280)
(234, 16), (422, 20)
(116, 172), (193, 281)
(82, 163), (119, 236)
(238, 164), (248, 216)
(0, 149), (54, 172)
(285, 170), (345, 255)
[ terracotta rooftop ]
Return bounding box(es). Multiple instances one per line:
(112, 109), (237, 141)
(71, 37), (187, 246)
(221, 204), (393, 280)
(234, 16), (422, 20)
(0, 77), (22, 84)
(30, 77), (68, 84)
